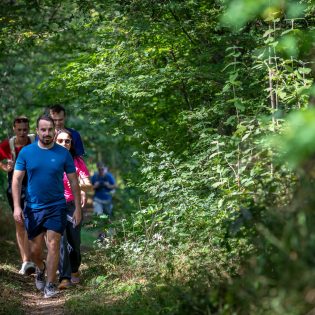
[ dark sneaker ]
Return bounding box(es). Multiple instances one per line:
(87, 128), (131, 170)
(19, 261), (36, 275)
(35, 263), (46, 291)
(44, 282), (59, 298)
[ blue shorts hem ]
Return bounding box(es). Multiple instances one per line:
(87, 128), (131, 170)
(24, 204), (67, 240)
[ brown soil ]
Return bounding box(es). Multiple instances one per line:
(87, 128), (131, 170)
(22, 279), (66, 315)
(1, 238), (67, 314)
(0, 263), (63, 315)
(0, 202), (95, 315)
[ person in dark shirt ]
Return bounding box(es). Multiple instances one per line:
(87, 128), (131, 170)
(49, 104), (85, 157)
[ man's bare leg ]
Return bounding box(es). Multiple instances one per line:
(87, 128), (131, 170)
(45, 230), (61, 283)
(15, 221), (31, 262)
(29, 233), (45, 270)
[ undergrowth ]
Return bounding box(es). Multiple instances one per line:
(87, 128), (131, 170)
(0, 200), (24, 315)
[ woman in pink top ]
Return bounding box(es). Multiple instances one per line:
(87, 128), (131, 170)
(55, 129), (91, 289)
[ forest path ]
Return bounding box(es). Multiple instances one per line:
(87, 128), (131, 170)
(0, 236), (67, 315)
(23, 279), (66, 315)
(0, 203), (97, 315)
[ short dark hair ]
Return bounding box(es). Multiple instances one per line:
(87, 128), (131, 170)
(97, 161), (107, 168)
(13, 116), (29, 126)
(36, 114), (55, 128)
(49, 104), (66, 115)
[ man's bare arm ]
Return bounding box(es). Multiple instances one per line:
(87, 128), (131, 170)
(12, 170), (25, 224)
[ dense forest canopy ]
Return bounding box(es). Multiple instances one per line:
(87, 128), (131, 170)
(0, 0), (315, 313)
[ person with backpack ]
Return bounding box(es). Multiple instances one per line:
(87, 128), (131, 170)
(0, 116), (36, 275)
(91, 161), (117, 218)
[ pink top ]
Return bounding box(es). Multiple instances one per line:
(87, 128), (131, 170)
(63, 156), (90, 202)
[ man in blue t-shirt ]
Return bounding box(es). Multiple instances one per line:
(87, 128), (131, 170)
(12, 114), (82, 299)
(49, 104), (85, 157)
(91, 161), (116, 218)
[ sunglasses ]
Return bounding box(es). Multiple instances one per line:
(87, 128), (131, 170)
(57, 138), (71, 144)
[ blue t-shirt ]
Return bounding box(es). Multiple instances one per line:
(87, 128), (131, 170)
(67, 127), (85, 157)
(91, 171), (115, 201)
(15, 142), (76, 209)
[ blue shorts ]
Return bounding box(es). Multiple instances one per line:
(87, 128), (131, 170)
(24, 203), (67, 240)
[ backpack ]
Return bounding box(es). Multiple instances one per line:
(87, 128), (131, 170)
(9, 134), (35, 162)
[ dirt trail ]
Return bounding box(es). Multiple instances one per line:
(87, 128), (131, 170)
(2, 240), (67, 315)
(23, 282), (66, 315)
(0, 237), (67, 314)
(1, 205), (96, 315)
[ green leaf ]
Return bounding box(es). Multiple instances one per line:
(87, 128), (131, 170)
(298, 67), (312, 75)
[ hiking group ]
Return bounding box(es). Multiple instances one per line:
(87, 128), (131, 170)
(0, 105), (117, 298)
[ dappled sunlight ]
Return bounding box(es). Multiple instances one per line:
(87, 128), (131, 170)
(0, 0), (314, 314)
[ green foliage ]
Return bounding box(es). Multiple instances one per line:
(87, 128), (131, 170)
(0, 205), (24, 315)
(0, 270), (23, 315)
(270, 109), (315, 168)
(0, 0), (315, 314)
(222, 0), (308, 28)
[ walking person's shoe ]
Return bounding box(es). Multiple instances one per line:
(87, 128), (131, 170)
(19, 261), (36, 275)
(71, 271), (80, 284)
(35, 263), (46, 291)
(58, 278), (72, 290)
(44, 282), (59, 298)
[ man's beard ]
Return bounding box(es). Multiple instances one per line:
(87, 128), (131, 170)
(41, 136), (53, 145)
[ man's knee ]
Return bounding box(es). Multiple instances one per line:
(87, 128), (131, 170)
(30, 240), (42, 258)
(46, 231), (61, 252)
